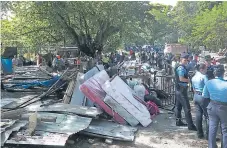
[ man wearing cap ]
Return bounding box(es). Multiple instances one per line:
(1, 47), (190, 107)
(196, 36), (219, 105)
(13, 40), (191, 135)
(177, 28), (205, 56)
(205, 55), (215, 80)
(191, 63), (209, 139)
(174, 53), (197, 131)
(202, 65), (227, 148)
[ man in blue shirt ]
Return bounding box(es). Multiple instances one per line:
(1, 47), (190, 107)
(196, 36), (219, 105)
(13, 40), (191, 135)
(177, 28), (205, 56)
(202, 65), (227, 148)
(205, 55), (215, 80)
(174, 53), (197, 131)
(191, 63), (209, 139)
(187, 55), (197, 72)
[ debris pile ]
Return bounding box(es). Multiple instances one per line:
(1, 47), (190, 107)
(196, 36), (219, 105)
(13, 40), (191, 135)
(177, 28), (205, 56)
(2, 64), (157, 146)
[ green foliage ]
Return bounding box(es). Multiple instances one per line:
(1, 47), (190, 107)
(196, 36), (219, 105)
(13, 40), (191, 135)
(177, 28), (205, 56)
(1, 1), (227, 55)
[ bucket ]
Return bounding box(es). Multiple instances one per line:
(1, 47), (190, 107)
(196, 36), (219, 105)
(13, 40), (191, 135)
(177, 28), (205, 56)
(1, 58), (13, 74)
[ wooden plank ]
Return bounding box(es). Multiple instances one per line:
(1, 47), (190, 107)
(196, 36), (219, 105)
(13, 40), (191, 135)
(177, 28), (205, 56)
(104, 96), (139, 126)
(102, 77), (152, 127)
(63, 79), (76, 104)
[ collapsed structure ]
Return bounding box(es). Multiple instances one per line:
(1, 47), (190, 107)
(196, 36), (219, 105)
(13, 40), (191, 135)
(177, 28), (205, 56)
(1, 60), (173, 146)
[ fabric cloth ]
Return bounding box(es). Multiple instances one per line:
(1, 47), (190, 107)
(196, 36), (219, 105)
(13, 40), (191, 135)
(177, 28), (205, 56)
(202, 77), (227, 103)
(192, 71), (208, 92)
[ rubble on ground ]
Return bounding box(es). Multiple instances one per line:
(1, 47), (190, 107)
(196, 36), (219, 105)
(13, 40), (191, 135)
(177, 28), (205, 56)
(1, 61), (171, 147)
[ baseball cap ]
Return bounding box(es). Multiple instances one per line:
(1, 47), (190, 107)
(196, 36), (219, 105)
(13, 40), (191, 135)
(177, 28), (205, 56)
(180, 53), (189, 59)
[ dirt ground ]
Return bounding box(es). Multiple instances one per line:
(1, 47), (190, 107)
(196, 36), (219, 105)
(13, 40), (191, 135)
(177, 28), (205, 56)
(2, 91), (222, 148)
(68, 104), (222, 148)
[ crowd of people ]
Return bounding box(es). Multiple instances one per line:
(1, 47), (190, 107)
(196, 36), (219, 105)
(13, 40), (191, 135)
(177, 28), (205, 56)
(174, 52), (227, 148)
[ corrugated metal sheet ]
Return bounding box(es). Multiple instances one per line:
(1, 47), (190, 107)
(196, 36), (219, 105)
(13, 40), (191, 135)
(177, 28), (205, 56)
(6, 130), (69, 146)
(0, 99), (15, 108)
(81, 120), (138, 141)
(26, 103), (103, 118)
(2, 95), (37, 109)
(0, 119), (17, 133)
(34, 112), (92, 135)
(1, 120), (28, 146)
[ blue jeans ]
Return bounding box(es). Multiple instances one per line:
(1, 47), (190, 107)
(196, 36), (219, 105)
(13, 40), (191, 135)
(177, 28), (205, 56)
(207, 101), (227, 148)
(194, 94), (209, 137)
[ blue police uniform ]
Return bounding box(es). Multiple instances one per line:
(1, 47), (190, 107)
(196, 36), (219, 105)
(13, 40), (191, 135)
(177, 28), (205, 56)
(203, 76), (227, 148)
(192, 71), (209, 138)
(206, 65), (215, 80)
(174, 53), (196, 130)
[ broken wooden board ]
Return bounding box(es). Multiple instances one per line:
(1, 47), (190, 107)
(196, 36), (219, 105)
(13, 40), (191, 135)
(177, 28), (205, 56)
(63, 79), (76, 104)
(104, 95), (139, 126)
(102, 76), (152, 127)
(26, 103), (102, 118)
(6, 130), (69, 146)
(80, 119), (137, 141)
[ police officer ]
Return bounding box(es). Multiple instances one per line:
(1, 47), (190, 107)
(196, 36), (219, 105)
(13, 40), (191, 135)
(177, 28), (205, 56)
(174, 53), (197, 131)
(191, 63), (209, 139)
(204, 55), (215, 80)
(202, 65), (227, 148)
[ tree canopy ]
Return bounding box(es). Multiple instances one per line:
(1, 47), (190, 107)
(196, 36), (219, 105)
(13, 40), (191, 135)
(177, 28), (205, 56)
(1, 1), (227, 56)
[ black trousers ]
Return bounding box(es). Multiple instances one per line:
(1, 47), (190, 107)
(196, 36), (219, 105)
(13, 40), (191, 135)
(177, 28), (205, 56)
(175, 86), (194, 127)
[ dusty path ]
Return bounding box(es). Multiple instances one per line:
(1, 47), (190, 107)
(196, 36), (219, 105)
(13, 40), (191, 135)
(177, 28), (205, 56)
(69, 103), (222, 148)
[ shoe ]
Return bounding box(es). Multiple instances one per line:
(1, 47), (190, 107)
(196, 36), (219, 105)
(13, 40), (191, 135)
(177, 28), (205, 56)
(188, 125), (197, 131)
(216, 137), (221, 141)
(176, 120), (187, 126)
(197, 134), (204, 139)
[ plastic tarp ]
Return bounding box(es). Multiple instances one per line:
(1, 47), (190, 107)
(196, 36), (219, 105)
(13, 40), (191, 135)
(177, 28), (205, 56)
(4, 75), (61, 89)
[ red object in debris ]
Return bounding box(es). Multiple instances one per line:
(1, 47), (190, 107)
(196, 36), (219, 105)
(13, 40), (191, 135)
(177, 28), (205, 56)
(80, 84), (126, 124)
(212, 59), (216, 65)
(76, 59), (81, 65)
(146, 101), (159, 117)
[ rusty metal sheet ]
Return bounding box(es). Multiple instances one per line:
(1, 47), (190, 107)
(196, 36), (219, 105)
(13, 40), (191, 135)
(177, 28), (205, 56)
(26, 103), (102, 118)
(35, 112), (92, 135)
(6, 130), (69, 146)
(80, 120), (137, 141)
(1, 120), (28, 146)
